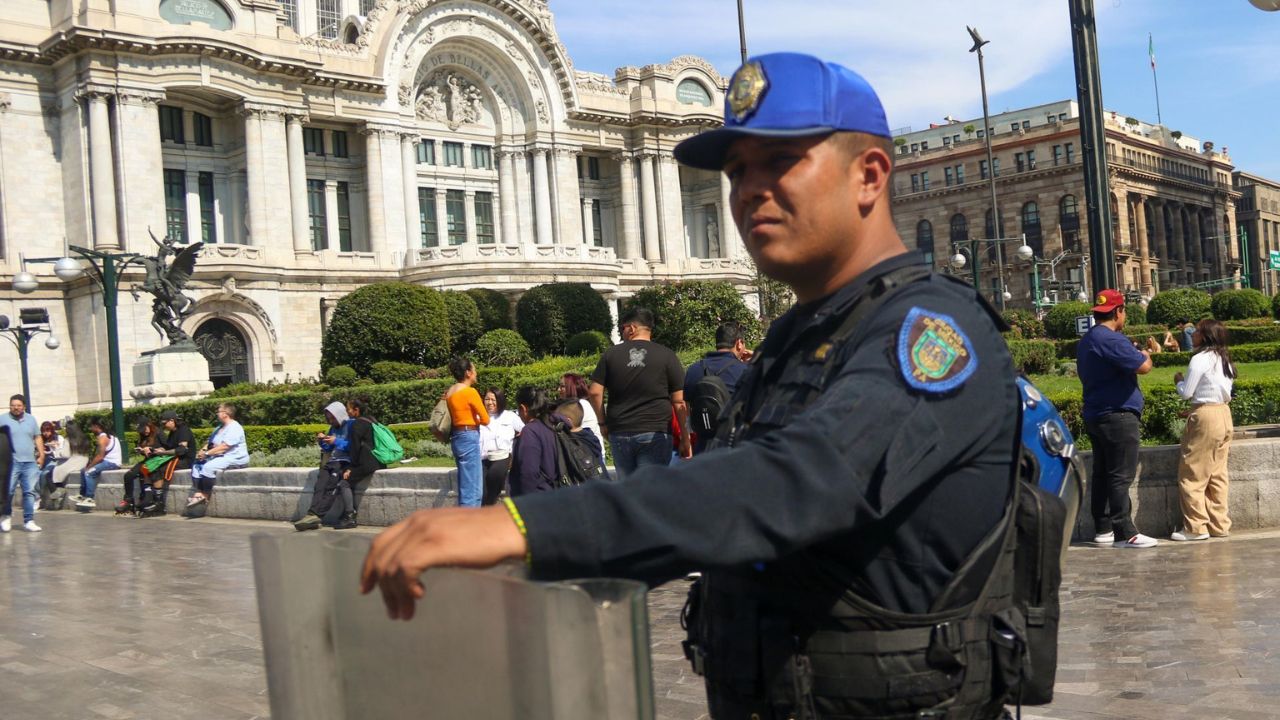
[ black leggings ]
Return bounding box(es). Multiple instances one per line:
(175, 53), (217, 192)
(481, 457), (510, 507)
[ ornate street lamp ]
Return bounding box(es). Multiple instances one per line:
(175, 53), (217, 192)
(0, 308), (60, 411)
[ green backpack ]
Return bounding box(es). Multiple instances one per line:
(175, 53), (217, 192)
(369, 422), (405, 465)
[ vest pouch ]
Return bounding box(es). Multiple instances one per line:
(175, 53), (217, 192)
(1013, 481), (1067, 705)
(698, 581), (762, 698)
(988, 607), (1028, 701)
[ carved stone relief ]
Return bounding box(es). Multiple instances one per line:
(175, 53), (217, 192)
(415, 71), (486, 130)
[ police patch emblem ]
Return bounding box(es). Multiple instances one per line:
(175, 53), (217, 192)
(897, 307), (977, 393)
(727, 61), (768, 122)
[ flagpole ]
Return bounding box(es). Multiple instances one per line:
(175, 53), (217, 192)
(1149, 32), (1162, 125)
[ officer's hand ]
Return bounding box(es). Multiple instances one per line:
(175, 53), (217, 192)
(360, 506), (528, 620)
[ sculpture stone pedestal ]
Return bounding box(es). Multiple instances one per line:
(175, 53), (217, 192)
(130, 343), (214, 406)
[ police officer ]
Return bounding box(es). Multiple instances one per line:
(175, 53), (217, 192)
(363, 53), (1019, 719)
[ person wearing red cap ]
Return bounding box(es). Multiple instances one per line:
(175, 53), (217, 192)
(1077, 288), (1162, 549)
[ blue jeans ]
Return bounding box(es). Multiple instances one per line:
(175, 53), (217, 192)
(609, 431), (674, 480)
(451, 430), (483, 507)
(80, 460), (120, 499)
(7, 461), (40, 523)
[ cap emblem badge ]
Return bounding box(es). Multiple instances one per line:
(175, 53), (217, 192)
(1097, 294), (1107, 305)
(727, 61), (768, 122)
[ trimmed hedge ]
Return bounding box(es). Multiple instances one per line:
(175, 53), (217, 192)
(1001, 310), (1044, 340)
(1054, 322), (1280, 359)
(624, 280), (762, 352)
(1152, 341), (1280, 368)
(1006, 339), (1056, 374)
(1124, 302), (1147, 326)
(474, 329), (534, 367)
(320, 282), (452, 376)
(466, 288), (512, 333)
(370, 361), (434, 384)
(324, 366), (358, 387)
(1043, 302), (1092, 339)
(1146, 288), (1211, 326)
(515, 283), (612, 356)
(566, 330), (610, 357)
(442, 290), (484, 355)
(118, 422), (440, 456)
(1211, 288), (1270, 321)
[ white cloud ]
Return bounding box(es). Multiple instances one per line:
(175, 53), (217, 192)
(552, 1), (1074, 130)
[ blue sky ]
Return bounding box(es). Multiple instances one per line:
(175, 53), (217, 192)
(550, 0), (1280, 179)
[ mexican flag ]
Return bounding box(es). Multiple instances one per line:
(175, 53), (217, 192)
(1149, 34), (1156, 70)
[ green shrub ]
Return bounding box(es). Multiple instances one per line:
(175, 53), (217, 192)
(1043, 301), (1092, 339)
(370, 360), (430, 384)
(565, 330), (611, 357)
(1221, 324), (1280, 344)
(1005, 339), (1056, 374)
(1271, 292), (1280, 320)
(324, 365), (358, 387)
(1211, 288), (1270, 321)
(320, 282), (451, 376)
(624, 280), (762, 352)
(466, 288), (512, 332)
(207, 378), (324, 400)
(1001, 309), (1044, 339)
(474, 329), (534, 367)
(442, 290), (484, 354)
(515, 283), (611, 356)
(1146, 288), (1211, 326)
(1152, 341), (1280, 368)
(1125, 302), (1147, 326)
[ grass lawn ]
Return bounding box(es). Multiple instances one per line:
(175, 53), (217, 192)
(394, 456), (457, 468)
(1028, 359), (1280, 396)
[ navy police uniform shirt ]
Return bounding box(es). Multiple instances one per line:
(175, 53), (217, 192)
(1076, 324), (1147, 422)
(513, 252), (1018, 614)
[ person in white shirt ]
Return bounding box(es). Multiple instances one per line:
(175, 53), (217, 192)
(559, 373), (605, 463)
(1171, 318), (1236, 542)
(479, 387), (524, 506)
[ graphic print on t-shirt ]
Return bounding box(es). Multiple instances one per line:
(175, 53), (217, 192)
(628, 347), (647, 368)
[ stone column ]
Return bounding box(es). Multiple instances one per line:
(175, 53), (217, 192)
(615, 153), (642, 260)
(497, 149), (518, 245)
(1168, 202), (1186, 283)
(464, 190), (477, 244)
(1134, 196), (1152, 295)
(184, 169), (202, 244)
(555, 148), (584, 244)
(242, 106), (267, 245)
(362, 127), (388, 258)
(324, 180), (340, 251)
(657, 153), (687, 265)
(719, 172), (736, 259)
(114, 90), (166, 253)
(401, 134), (418, 257)
(1188, 206), (1204, 271)
(435, 188), (449, 245)
(85, 92), (119, 249)
(512, 151), (534, 253)
(285, 113), (310, 255)
(531, 148), (553, 245)
(638, 153), (660, 261)
(581, 198), (594, 245)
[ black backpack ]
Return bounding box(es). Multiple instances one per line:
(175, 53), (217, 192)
(688, 360), (734, 436)
(543, 418), (609, 487)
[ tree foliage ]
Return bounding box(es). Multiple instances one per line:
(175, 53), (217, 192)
(624, 280), (762, 352)
(1146, 288), (1212, 326)
(320, 282), (451, 376)
(474, 329), (534, 367)
(466, 288), (512, 333)
(441, 290), (484, 354)
(1210, 288), (1270, 321)
(515, 283), (611, 356)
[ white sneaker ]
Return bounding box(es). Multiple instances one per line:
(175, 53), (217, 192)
(22, 521), (41, 532)
(70, 494), (84, 503)
(1092, 531), (1114, 545)
(34, 499), (41, 511)
(75, 498), (96, 509)
(0, 516), (10, 533)
(1170, 530), (1209, 542)
(1114, 533), (1159, 548)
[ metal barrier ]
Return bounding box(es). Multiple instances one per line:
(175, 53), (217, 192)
(251, 533), (655, 719)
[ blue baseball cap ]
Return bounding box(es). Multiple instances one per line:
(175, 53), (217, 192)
(674, 52), (891, 171)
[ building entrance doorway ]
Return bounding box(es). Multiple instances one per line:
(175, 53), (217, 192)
(194, 318), (250, 389)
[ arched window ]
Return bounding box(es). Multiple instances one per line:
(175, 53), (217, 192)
(949, 213), (968, 243)
(676, 79), (713, 107)
(916, 220), (935, 265)
(1022, 201), (1042, 255)
(1059, 195), (1078, 226)
(195, 319), (251, 389)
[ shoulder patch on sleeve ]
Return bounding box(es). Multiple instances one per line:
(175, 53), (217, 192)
(896, 306), (978, 393)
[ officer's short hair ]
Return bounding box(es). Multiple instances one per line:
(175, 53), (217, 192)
(829, 131), (895, 166)
(621, 307), (656, 330)
(715, 322), (743, 350)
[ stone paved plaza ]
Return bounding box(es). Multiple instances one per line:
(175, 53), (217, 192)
(4, 512), (1280, 719)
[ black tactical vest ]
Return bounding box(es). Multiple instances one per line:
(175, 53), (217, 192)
(682, 267), (1022, 720)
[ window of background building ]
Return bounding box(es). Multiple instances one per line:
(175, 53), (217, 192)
(1027, 149), (1036, 170)
(911, 173), (920, 192)
(921, 171), (930, 190)
(977, 129), (985, 139)
(159, 105), (184, 144)
(472, 145), (493, 170)
(1052, 145), (1062, 166)
(303, 127), (325, 156)
(950, 213), (968, 243)
(193, 112), (213, 147)
(911, 143), (919, 152)
(943, 136), (951, 146)
(955, 164), (965, 184)
(1059, 113), (1068, 122)
(992, 158), (1000, 176)
(1022, 120), (1030, 130)
(1016, 152), (1025, 173)
(1065, 142), (1075, 164)
(279, 0), (298, 31)
(916, 220), (934, 265)
(676, 78), (714, 106)
(475, 192), (495, 243)
(446, 189), (466, 244)
(953, 134), (961, 144)
(337, 182), (352, 251)
(163, 169), (187, 242)
(419, 188), (438, 247)
(417, 139), (435, 165)
(921, 141), (929, 150)
(307, 179), (327, 250)
(899, 145), (909, 155)
(1022, 201), (1043, 255)
(592, 203), (603, 246)
(198, 172), (216, 243)
(316, 0), (340, 39)
(1010, 123), (1019, 133)
(980, 160), (989, 180)
(944, 167), (954, 186)
(331, 131), (349, 159)
(359, 0), (375, 14)
(444, 142), (464, 167)
(587, 156), (601, 180)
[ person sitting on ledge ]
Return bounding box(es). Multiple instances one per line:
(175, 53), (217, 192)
(137, 409), (195, 517)
(186, 403), (249, 510)
(294, 401), (355, 531)
(115, 418), (165, 515)
(74, 418), (122, 511)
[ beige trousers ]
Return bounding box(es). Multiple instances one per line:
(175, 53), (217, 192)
(1176, 403), (1233, 536)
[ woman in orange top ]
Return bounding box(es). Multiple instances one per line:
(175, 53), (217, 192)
(444, 356), (489, 507)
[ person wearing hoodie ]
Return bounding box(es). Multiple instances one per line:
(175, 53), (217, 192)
(294, 401), (353, 531)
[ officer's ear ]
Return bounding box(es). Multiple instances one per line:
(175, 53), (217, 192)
(854, 142), (893, 209)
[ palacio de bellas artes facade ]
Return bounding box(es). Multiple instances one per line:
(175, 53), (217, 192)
(0, 0), (754, 417)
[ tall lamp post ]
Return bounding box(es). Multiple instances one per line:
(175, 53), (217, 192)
(966, 26), (1004, 309)
(16, 247), (144, 454)
(0, 308), (60, 411)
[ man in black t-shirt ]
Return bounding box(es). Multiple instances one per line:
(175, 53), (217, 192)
(588, 307), (688, 479)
